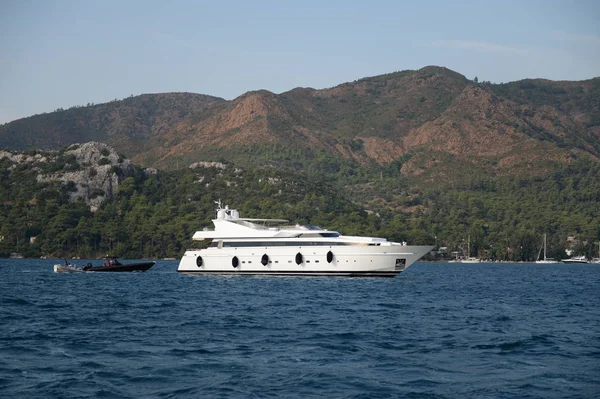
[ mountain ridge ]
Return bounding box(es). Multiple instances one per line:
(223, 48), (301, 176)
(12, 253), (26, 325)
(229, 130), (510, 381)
(0, 66), (598, 183)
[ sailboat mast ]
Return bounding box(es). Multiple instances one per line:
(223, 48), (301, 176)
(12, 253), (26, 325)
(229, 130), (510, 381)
(544, 233), (547, 260)
(468, 235), (470, 258)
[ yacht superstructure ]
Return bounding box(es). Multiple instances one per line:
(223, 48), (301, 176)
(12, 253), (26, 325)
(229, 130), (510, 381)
(177, 203), (433, 277)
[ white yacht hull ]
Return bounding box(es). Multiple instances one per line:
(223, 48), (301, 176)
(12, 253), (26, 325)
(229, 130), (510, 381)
(561, 259), (589, 264)
(178, 244), (432, 277)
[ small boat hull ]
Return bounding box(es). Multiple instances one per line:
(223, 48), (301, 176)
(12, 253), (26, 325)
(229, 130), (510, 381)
(459, 258), (481, 263)
(54, 261), (155, 272)
(83, 262), (155, 272)
(562, 255), (588, 264)
(54, 264), (84, 273)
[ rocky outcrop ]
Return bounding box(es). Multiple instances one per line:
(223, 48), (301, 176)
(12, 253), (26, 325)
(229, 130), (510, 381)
(189, 161), (226, 169)
(0, 151), (52, 168)
(33, 142), (135, 210)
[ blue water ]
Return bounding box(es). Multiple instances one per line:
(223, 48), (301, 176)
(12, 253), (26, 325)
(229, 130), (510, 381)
(1, 260), (599, 398)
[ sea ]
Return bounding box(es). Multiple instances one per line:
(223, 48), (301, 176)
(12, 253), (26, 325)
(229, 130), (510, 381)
(0, 259), (599, 398)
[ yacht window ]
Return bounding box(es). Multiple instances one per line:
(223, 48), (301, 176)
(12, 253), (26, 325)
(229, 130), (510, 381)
(306, 225), (322, 230)
(219, 241), (350, 247)
(319, 232), (340, 237)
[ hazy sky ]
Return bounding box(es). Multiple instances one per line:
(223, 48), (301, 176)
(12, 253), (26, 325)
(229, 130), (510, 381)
(0, 0), (598, 124)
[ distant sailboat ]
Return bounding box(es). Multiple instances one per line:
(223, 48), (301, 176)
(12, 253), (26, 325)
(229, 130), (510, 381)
(460, 235), (481, 263)
(535, 234), (558, 264)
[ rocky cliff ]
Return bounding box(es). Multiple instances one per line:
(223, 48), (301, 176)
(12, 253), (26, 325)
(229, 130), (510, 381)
(1, 142), (141, 210)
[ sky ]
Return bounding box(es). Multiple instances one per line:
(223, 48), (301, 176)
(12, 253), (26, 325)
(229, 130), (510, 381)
(0, 0), (599, 124)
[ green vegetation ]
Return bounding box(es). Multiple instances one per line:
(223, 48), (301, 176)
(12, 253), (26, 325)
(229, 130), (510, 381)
(0, 157), (367, 259)
(170, 143), (376, 186)
(410, 157), (600, 261)
(0, 149), (598, 262)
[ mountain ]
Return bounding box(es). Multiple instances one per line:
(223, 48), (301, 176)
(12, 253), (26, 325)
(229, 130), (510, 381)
(0, 92), (225, 153)
(1, 66), (598, 184)
(2, 66), (599, 261)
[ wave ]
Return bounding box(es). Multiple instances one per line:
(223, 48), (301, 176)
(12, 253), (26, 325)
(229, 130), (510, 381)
(1, 259), (599, 398)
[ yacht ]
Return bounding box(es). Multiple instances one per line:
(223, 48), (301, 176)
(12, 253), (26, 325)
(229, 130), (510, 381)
(562, 255), (588, 264)
(177, 203), (433, 277)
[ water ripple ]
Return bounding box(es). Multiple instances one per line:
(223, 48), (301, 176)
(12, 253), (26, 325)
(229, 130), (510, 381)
(1, 259), (599, 398)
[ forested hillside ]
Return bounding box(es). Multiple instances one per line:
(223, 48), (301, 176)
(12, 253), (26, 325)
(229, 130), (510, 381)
(0, 148), (369, 259)
(1, 146), (598, 261)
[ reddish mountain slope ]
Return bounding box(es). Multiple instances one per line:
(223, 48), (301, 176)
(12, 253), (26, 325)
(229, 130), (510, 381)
(0, 67), (598, 181)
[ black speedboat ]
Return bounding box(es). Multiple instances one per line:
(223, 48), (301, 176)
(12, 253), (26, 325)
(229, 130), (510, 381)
(82, 257), (155, 272)
(55, 257), (155, 272)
